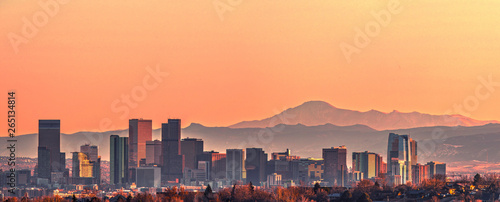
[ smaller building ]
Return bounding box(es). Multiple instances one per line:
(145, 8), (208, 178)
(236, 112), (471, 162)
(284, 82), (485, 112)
(267, 173), (282, 187)
(136, 167), (161, 188)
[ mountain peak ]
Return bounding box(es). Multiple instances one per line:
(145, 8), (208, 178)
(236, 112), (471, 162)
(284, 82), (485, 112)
(300, 100), (335, 107)
(229, 100), (499, 130)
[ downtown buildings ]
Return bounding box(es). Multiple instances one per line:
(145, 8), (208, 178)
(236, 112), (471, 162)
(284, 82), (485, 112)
(30, 118), (447, 190)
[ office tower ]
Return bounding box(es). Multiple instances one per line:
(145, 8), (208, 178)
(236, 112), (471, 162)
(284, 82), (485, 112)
(271, 149), (300, 161)
(72, 152), (79, 178)
(72, 152), (93, 178)
(197, 161), (210, 181)
(226, 149), (246, 183)
(266, 160), (291, 180)
(427, 161), (446, 177)
(387, 133), (416, 184)
(75, 144), (100, 184)
(37, 147), (51, 179)
(245, 148), (268, 184)
(16, 170), (31, 186)
(38, 120), (64, 181)
(290, 158), (323, 183)
(93, 157), (101, 184)
(80, 144), (98, 162)
(161, 119), (185, 182)
(198, 151), (227, 180)
(412, 163), (429, 184)
(181, 138), (204, 169)
(146, 140), (162, 166)
(323, 146), (347, 186)
(110, 135), (129, 185)
(410, 140), (418, 167)
(136, 167), (161, 188)
(352, 151), (383, 179)
(129, 119), (152, 168)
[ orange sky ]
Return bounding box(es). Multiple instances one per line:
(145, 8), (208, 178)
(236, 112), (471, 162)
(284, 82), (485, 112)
(1, 1), (500, 135)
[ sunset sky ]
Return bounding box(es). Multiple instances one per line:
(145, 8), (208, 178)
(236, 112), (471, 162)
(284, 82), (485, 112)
(1, 1), (500, 135)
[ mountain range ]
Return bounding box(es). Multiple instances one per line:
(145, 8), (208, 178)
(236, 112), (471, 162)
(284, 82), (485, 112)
(1, 101), (499, 172)
(230, 101), (499, 130)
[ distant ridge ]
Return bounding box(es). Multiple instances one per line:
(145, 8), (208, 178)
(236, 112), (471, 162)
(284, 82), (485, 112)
(229, 100), (499, 130)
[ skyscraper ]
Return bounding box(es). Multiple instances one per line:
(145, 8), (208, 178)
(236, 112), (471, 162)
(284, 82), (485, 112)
(128, 119), (152, 168)
(77, 144), (101, 184)
(226, 149), (246, 183)
(323, 146), (347, 186)
(427, 161), (446, 178)
(387, 133), (417, 184)
(110, 135), (129, 185)
(198, 151), (227, 180)
(80, 144), (98, 162)
(245, 148), (267, 184)
(72, 152), (93, 178)
(352, 151), (383, 180)
(181, 138), (204, 170)
(161, 119), (185, 182)
(146, 140), (162, 166)
(37, 120), (64, 181)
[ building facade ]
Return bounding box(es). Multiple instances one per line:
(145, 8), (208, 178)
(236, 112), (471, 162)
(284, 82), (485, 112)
(161, 119), (185, 182)
(323, 146), (347, 187)
(110, 135), (129, 185)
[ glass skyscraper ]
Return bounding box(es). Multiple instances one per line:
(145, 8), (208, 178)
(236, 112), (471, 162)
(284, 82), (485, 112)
(110, 135), (129, 185)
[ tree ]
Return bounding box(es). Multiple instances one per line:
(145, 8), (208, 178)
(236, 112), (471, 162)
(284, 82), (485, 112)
(340, 190), (353, 202)
(473, 173), (481, 186)
(356, 192), (372, 202)
(248, 181), (254, 193)
(314, 182), (321, 194)
(204, 184), (213, 197)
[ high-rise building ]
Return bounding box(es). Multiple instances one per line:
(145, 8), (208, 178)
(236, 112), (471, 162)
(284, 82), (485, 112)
(352, 151), (383, 179)
(146, 140), (162, 166)
(110, 135), (129, 185)
(129, 119), (152, 168)
(198, 151), (227, 180)
(387, 133), (416, 184)
(226, 149), (246, 183)
(290, 158), (323, 183)
(161, 119), (185, 182)
(412, 163), (429, 184)
(72, 152), (93, 178)
(80, 144), (98, 162)
(323, 146), (347, 186)
(181, 138), (204, 170)
(245, 148), (267, 184)
(37, 147), (51, 180)
(75, 144), (101, 184)
(271, 149), (300, 161)
(427, 161), (446, 178)
(37, 120), (64, 182)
